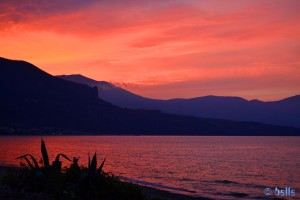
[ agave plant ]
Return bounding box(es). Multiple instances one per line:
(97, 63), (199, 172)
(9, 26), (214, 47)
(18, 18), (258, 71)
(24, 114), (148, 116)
(17, 138), (71, 172)
(88, 152), (106, 176)
(3, 139), (150, 200)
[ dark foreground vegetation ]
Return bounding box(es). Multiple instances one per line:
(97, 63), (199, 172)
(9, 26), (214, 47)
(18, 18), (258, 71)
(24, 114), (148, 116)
(0, 139), (155, 200)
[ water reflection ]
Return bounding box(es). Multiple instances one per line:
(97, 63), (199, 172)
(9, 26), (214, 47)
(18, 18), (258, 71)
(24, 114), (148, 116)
(0, 136), (299, 199)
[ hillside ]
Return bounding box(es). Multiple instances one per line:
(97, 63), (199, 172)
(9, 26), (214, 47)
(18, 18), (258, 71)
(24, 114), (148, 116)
(59, 75), (300, 128)
(1, 57), (299, 135)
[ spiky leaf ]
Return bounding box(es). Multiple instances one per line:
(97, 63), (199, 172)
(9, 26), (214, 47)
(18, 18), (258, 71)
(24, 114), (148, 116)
(41, 138), (49, 167)
(97, 157), (106, 174)
(88, 153), (91, 168)
(54, 154), (71, 163)
(89, 152), (97, 175)
(28, 154), (40, 169)
(52, 153), (71, 171)
(17, 154), (39, 169)
(17, 155), (34, 169)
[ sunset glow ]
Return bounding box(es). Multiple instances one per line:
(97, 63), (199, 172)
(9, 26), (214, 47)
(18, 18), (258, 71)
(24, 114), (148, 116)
(0, 0), (300, 100)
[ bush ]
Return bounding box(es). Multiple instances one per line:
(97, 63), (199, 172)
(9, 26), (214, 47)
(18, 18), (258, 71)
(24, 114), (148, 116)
(0, 139), (152, 200)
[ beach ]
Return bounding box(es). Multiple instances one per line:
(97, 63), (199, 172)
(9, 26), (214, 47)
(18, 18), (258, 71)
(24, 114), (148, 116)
(0, 165), (211, 200)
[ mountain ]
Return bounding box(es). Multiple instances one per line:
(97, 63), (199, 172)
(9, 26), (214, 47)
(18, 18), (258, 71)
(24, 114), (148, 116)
(58, 75), (300, 128)
(1, 57), (299, 135)
(58, 74), (153, 108)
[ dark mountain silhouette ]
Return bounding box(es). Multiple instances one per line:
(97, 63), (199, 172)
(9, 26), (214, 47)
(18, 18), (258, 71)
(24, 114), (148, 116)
(58, 75), (300, 128)
(1, 57), (299, 135)
(58, 74), (151, 107)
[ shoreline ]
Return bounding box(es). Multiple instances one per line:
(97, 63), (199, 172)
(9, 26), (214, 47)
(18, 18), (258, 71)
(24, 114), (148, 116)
(0, 165), (212, 200)
(141, 185), (212, 200)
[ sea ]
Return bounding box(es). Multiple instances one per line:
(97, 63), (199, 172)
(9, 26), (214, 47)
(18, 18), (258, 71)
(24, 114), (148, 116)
(0, 136), (299, 199)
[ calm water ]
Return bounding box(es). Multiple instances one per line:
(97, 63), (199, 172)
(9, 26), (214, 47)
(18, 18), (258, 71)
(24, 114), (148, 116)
(0, 136), (299, 199)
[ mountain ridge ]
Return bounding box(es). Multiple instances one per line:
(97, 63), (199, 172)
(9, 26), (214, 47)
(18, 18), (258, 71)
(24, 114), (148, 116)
(58, 74), (300, 128)
(1, 57), (299, 135)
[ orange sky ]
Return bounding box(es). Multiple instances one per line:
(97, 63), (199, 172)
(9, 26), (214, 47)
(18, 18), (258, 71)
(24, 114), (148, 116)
(0, 0), (300, 100)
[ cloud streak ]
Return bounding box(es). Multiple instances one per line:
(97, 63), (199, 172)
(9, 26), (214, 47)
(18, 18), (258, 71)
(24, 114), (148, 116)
(0, 0), (299, 100)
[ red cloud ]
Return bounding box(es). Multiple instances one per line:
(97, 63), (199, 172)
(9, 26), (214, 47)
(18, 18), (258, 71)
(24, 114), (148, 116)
(0, 0), (299, 100)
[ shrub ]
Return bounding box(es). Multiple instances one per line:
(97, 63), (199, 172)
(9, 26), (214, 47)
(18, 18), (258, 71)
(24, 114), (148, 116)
(0, 139), (152, 200)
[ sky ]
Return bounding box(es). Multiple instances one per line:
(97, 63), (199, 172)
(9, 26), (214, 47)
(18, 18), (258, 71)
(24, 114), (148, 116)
(0, 0), (300, 100)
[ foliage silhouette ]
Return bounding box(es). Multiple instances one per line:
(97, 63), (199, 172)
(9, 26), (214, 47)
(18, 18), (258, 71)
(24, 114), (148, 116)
(1, 139), (152, 200)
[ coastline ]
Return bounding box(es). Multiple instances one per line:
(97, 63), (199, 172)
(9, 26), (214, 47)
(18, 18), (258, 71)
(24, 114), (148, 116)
(0, 165), (211, 200)
(141, 185), (212, 200)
